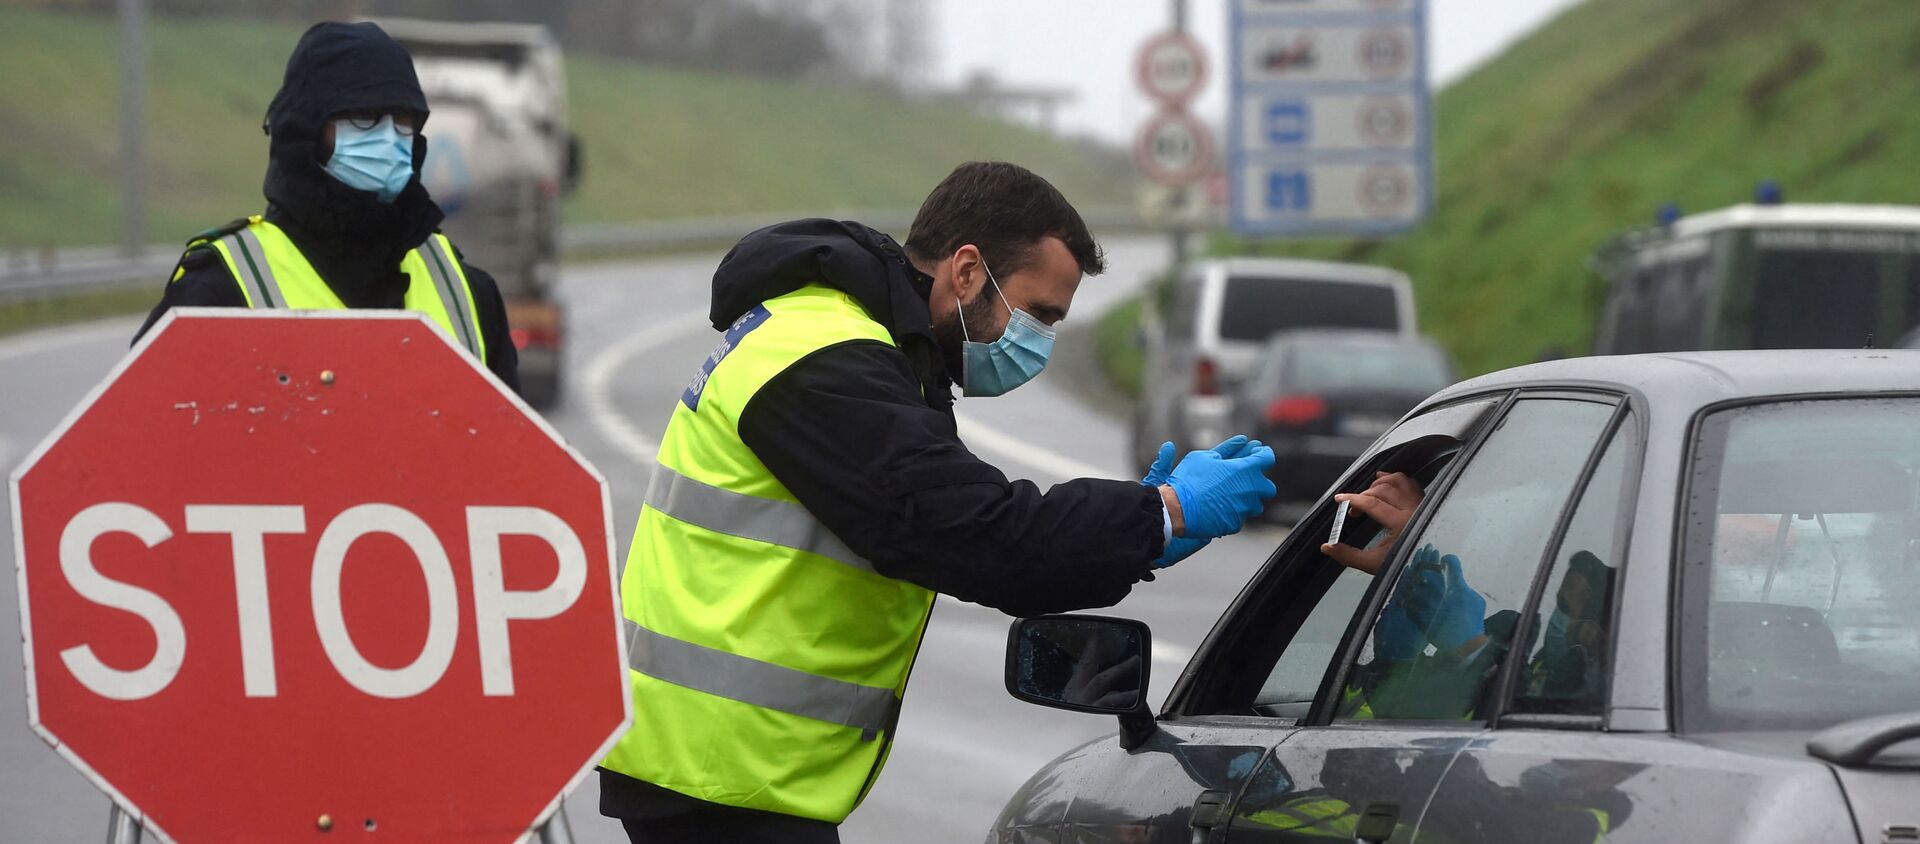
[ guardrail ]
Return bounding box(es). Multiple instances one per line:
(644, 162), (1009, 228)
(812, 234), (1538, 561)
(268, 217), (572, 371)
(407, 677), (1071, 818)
(1, 205), (1201, 303)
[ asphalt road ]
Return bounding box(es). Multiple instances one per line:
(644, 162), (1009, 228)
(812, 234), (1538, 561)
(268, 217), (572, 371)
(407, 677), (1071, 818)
(0, 234), (1287, 843)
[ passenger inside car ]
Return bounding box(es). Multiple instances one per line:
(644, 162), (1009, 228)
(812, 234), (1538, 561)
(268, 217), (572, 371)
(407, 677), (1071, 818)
(1321, 470), (1620, 720)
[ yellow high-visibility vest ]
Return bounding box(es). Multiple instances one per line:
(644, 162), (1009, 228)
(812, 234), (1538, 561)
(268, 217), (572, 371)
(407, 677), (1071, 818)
(600, 284), (937, 823)
(190, 215), (487, 361)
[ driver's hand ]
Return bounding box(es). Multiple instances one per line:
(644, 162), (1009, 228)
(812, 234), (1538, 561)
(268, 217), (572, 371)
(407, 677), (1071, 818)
(1321, 472), (1425, 575)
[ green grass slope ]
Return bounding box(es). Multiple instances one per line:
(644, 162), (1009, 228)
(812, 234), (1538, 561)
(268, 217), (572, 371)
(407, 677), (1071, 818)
(0, 8), (1129, 249)
(1217, 0), (1920, 375)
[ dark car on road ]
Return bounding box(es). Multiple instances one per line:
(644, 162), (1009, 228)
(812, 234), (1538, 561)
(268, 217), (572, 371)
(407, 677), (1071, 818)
(1233, 330), (1455, 508)
(992, 350), (1920, 843)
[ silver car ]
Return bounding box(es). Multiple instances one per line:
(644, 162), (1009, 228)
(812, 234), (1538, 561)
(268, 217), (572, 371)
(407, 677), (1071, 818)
(999, 349), (1920, 843)
(1131, 258), (1416, 466)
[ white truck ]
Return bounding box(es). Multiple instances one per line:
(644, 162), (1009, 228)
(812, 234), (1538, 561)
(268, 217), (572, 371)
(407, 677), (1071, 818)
(375, 18), (581, 407)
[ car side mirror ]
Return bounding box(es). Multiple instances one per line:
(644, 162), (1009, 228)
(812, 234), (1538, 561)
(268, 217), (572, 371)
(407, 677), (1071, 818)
(1005, 615), (1160, 750)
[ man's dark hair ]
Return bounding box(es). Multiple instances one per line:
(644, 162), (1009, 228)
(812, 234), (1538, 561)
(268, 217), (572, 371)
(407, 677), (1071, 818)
(904, 161), (1105, 277)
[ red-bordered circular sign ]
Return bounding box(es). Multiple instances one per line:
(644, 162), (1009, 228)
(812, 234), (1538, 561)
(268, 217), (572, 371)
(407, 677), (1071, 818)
(1135, 30), (1208, 105)
(1134, 108), (1215, 187)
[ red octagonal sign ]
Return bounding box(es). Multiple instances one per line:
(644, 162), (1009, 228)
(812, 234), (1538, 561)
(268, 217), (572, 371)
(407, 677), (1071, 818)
(9, 310), (629, 843)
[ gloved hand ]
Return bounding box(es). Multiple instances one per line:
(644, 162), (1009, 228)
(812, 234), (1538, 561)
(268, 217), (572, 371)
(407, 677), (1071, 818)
(1142, 437), (1260, 568)
(1371, 603), (1426, 661)
(1141, 436), (1256, 487)
(1164, 442), (1278, 540)
(1393, 544), (1486, 652)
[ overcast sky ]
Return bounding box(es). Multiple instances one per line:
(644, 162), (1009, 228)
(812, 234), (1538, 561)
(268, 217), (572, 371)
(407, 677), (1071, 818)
(926, 0), (1585, 143)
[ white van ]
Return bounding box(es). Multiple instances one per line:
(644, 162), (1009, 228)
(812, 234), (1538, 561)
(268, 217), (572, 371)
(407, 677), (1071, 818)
(1130, 257), (1416, 465)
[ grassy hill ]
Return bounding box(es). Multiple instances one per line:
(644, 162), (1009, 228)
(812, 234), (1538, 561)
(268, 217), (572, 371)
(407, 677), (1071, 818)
(0, 7), (1130, 250)
(1214, 0), (1920, 376)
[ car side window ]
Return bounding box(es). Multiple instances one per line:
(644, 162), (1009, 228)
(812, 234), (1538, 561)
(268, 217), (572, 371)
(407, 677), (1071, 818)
(1337, 399), (1616, 722)
(1510, 419), (1632, 715)
(1167, 397), (1505, 719)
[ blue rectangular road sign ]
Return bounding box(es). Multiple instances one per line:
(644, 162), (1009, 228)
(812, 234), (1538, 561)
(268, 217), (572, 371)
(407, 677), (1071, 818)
(1229, 0), (1432, 237)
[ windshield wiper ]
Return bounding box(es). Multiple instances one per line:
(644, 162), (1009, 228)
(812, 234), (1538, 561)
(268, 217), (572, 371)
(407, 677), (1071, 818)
(1808, 710), (1920, 767)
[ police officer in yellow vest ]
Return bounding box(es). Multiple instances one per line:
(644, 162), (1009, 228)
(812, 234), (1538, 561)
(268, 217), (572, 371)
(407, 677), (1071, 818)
(598, 162), (1279, 842)
(135, 21), (517, 389)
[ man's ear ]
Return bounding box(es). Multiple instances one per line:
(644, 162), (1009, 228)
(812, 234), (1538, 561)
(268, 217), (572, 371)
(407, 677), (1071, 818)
(950, 244), (985, 305)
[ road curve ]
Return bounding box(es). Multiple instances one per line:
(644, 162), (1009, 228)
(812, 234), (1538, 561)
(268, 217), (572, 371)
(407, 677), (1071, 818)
(0, 235), (1286, 843)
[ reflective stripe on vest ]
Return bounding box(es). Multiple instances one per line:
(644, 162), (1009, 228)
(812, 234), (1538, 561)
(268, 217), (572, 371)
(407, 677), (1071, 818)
(600, 285), (938, 824)
(203, 218), (485, 361)
(645, 461), (877, 575)
(625, 618), (896, 739)
(221, 227), (285, 308)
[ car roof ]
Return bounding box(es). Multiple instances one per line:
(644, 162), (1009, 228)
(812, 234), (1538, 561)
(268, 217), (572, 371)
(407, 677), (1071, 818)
(1422, 350), (1920, 414)
(1672, 203), (1920, 237)
(1194, 257), (1410, 286)
(1265, 328), (1437, 349)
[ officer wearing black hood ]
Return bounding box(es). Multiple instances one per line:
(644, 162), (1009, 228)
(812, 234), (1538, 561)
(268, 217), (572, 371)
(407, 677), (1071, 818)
(598, 162), (1276, 841)
(136, 21), (518, 390)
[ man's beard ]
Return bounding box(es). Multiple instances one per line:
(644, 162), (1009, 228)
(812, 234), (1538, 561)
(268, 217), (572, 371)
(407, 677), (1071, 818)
(932, 292), (1002, 384)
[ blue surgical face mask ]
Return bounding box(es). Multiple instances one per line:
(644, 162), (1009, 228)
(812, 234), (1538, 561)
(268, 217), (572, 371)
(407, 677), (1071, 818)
(324, 115), (413, 203)
(958, 261), (1054, 397)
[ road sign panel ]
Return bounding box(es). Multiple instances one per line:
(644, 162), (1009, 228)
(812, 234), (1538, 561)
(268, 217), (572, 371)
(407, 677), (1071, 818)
(1239, 93), (1422, 153)
(1134, 109), (1215, 187)
(1229, 0), (1431, 236)
(1135, 30), (1208, 104)
(10, 310), (629, 843)
(1237, 0), (1413, 13)
(1236, 160), (1425, 232)
(1238, 25), (1419, 85)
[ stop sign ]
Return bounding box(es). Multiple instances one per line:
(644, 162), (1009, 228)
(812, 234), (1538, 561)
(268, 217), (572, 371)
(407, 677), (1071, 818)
(9, 310), (629, 842)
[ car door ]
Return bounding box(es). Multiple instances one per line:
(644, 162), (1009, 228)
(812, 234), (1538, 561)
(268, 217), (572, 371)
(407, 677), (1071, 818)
(1215, 393), (1628, 842)
(1142, 395), (1495, 840)
(1406, 403), (1642, 843)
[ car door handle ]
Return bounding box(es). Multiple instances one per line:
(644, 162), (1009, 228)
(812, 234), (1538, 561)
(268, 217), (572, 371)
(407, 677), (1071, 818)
(1356, 801), (1399, 843)
(1188, 789), (1231, 844)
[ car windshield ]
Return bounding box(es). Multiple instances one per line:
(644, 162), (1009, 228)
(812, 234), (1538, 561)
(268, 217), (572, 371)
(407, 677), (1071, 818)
(1218, 276), (1400, 341)
(1285, 341), (1451, 393)
(1681, 397), (1920, 731)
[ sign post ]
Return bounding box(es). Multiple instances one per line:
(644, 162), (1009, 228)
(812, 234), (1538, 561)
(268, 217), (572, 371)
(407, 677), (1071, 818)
(1134, 11), (1214, 264)
(11, 310), (629, 843)
(1228, 0), (1432, 237)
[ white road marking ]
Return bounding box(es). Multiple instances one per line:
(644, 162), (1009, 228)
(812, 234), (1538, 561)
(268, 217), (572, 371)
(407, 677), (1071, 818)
(0, 319), (140, 365)
(953, 410), (1116, 481)
(578, 312), (711, 469)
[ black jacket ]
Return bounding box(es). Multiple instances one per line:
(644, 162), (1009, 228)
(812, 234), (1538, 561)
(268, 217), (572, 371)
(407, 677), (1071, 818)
(601, 218), (1167, 822)
(721, 218), (1165, 615)
(134, 21), (518, 391)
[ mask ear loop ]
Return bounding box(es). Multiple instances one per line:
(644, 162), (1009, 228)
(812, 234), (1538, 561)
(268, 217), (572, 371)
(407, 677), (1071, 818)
(955, 256), (1005, 344)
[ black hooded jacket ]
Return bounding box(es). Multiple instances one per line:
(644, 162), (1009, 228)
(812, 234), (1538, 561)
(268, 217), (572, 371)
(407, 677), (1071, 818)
(599, 218), (1167, 822)
(135, 21), (517, 391)
(718, 218), (1164, 614)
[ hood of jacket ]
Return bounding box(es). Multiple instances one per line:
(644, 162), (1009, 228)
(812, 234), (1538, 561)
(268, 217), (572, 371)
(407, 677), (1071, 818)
(260, 21), (445, 307)
(712, 219), (953, 408)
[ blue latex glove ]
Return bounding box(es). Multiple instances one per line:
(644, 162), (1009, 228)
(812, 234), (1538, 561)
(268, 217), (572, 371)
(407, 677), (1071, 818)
(1165, 443), (1278, 540)
(1141, 437), (1260, 568)
(1394, 544), (1486, 651)
(1141, 436), (1256, 487)
(1372, 603), (1426, 661)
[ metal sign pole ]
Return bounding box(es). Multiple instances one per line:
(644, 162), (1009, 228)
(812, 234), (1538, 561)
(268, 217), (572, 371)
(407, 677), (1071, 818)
(117, 0), (146, 258)
(536, 809), (576, 844)
(1170, 0), (1191, 266)
(106, 803), (144, 844)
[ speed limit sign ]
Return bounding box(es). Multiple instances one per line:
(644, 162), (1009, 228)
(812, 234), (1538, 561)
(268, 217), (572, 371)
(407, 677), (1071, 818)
(1134, 109), (1214, 187)
(1136, 31), (1207, 105)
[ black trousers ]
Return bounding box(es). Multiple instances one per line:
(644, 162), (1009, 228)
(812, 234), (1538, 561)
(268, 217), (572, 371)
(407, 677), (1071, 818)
(619, 811), (840, 843)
